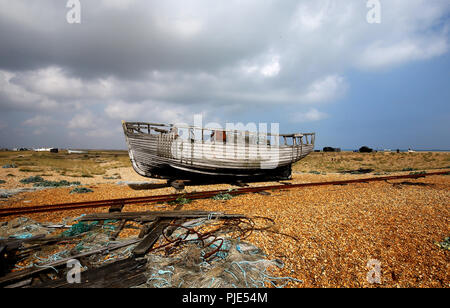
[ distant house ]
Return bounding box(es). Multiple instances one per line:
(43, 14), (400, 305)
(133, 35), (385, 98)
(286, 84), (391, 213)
(68, 150), (88, 154)
(33, 148), (58, 153)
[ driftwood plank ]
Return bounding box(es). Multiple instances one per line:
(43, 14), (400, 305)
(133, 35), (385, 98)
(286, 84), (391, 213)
(138, 219), (160, 239)
(82, 210), (217, 220)
(0, 245), (6, 276)
(141, 213), (243, 222)
(84, 214), (243, 223)
(133, 220), (169, 257)
(0, 239), (141, 287)
(109, 203), (124, 213)
(0, 234), (46, 252)
(3, 278), (32, 289)
(109, 220), (127, 241)
(33, 258), (147, 288)
(81, 211), (244, 222)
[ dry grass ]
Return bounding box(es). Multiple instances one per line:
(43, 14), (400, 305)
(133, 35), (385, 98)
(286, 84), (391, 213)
(0, 150), (131, 178)
(293, 151), (450, 174)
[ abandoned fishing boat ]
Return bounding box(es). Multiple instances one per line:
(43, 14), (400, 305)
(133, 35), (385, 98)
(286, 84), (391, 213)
(122, 121), (315, 181)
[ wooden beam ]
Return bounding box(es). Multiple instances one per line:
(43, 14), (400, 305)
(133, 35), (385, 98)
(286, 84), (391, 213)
(133, 220), (170, 257)
(138, 219), (160, 239)
(0, 245), (6, 277)
(109, 220), (127, 241)
(81, 211), (244, 222)
(109, 203), (124, 213)
(0, 239), (141, 287)
(0, 234), (46, 252)
(33, 258), (147, 288)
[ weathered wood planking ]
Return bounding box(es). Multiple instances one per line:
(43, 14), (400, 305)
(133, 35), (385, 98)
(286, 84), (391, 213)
(81, 211), (245, 222)
(132, 219), (169, 257)
(0, 239), (141, 287)
(109, 203), (125, 213)
(109, 219), (127, 241)
(33, 258), (147, 288)
(0, 245), (6, 277)
(122, 121), (315, 179)
(0, 234), (46, 252)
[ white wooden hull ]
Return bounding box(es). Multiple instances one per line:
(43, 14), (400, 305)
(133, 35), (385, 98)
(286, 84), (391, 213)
(123, 122), (315, 180)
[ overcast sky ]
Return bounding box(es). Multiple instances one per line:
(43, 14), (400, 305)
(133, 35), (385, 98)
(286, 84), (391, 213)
(0, 0), (449, 150)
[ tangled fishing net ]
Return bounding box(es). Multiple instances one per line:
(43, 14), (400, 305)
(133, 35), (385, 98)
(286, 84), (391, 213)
(4, 213), (301, 288)
(140, 216), (302, 288)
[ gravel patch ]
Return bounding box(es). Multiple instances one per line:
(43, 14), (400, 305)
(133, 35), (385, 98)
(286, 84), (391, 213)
(0, 171), (448, 288)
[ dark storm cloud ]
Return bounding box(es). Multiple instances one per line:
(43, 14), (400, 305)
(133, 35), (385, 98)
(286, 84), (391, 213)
(0, 0), (298, 79)
(0, 0), (449, 149)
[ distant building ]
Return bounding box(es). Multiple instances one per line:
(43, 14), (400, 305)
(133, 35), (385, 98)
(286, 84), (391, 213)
(33, 148), (58, 153)
(68, 149), (88, 154)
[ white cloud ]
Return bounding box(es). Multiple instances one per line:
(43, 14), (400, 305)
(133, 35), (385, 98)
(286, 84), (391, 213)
(300, 75), (347, 104)
(0, 70), (58, 110)
(240, 54), (281, 78)
(85, 128), (114, 138)
(0, 69), (116, 113)
(68, 112), (96, 130)
(105, 101), (192, 124)
(31, 128), (46, 136)
(21, 115), (60, 136)
(105, 102), (144, 120)
(358, 38), (448, 69)
(172, 18), (203, 38)
(101, 0), (135, 10)
(12, 67), (116, 100)
(23, 115), (57, 126)
(260, 57), (281, 77)
(292, 0), (333, 31)
(290, 108), (329, 123)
